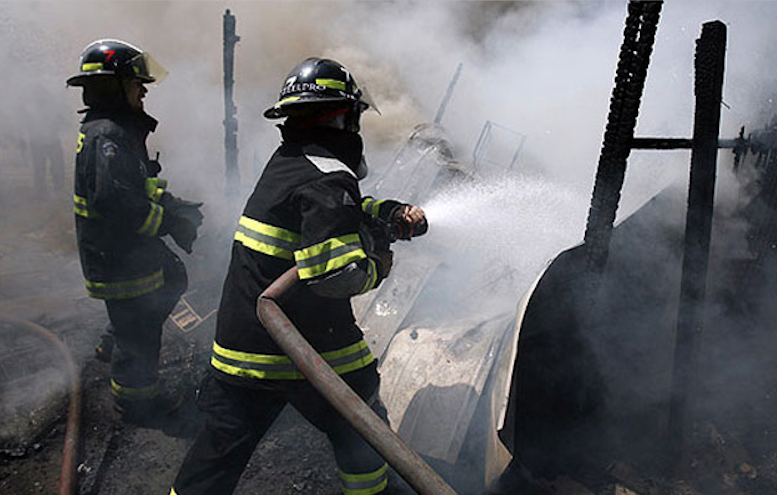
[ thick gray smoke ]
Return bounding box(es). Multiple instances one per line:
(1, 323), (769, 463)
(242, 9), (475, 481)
(3, 0), (777, 487)
(3, 1), (777, 217)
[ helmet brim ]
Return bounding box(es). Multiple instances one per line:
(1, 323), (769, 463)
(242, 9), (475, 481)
(263, 95), (354, 119)
(66, 71), (116, 87)
(66, 71), (156, 87)
(67, 50), (163, 87)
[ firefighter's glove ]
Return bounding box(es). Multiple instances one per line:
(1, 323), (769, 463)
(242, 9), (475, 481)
(390, 204), (428, 240)
(161, 193), (204, 254)
(169, 217), (199, 253)
(168, 215), (200, 254)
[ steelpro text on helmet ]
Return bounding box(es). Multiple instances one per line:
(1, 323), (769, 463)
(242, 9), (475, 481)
(66, 39), (167, 87)
(263, 57), (377, 119)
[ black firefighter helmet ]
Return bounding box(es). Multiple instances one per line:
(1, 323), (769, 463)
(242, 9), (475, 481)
(263, 57), (378, 120)
(66, 39), (167, 87)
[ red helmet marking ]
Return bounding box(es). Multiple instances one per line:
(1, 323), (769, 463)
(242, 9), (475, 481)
(103, 50), (116, 62)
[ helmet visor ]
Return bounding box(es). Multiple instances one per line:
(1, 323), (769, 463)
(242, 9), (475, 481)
(357, 83), (380, 115)
(129, 52), (168, 84)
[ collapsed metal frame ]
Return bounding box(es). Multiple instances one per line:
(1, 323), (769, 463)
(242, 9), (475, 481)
(472, 120), (527, 175)
(582, 0), (738, 470)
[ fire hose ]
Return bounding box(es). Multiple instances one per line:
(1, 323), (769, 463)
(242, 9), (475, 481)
(0, 314), (82, 495)
(256, 266), (458, 495)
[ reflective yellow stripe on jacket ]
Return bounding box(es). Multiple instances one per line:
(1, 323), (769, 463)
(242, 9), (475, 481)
(73, 194), (101, 219)
(145, 178), (167, 202)
(361, 197), (385, 217)
(211, 339), (375, 380)
(136, 178), (167, 236)
(234, 216), (301, 260)
(137, 203), (164, 236)
(74, 192), (163, 236)
(294, 233), (367, 280)
(358, 258), (379, 295)
(85, 269), (164, 300)
(340, 464), (389, 495)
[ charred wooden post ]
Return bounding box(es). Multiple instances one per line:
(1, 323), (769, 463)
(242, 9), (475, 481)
(629, 137), (743, 150)
(583, 1), (663, 275)
(223, 9), (241, 196)
(668, 20), (727, 470)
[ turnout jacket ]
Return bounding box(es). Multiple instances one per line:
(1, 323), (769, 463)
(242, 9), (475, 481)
(212, 125), (404, 386)
(74, 108), (172, 300)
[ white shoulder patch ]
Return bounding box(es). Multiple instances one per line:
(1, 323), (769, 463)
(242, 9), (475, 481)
(305, 155), (357, 179)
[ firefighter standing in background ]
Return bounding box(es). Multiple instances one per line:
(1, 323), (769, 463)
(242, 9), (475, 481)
(171, 58), (427, 495)
(66, 39), (204, 423)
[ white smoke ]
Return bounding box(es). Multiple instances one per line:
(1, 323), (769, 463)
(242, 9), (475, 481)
(3, 0), (777, 483)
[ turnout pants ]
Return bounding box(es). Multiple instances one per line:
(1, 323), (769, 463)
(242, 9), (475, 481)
(172, 362), (389, 495)
(104, 249), (187, 404)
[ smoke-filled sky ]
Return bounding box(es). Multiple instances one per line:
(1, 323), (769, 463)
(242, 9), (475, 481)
(0, 0), (775, 309)
(4, 0), (777, 207)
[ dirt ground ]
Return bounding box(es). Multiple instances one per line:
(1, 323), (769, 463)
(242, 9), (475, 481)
(0, 318), (416, 495)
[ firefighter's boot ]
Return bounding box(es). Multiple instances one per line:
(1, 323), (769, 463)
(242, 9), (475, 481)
(114, 390), (184, 426)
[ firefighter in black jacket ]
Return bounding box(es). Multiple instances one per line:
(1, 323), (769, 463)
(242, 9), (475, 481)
(170, 58), (427, 495)
(66, 39), (203, 423)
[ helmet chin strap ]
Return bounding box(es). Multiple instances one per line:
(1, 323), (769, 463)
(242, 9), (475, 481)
(343, 105), (364, 133)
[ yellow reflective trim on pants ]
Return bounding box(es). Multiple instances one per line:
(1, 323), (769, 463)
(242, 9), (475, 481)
(169, 489), (178, 495)
(210, 356), (304, 380)
(212, 340), (373, 368)
(320, 339), (368, 361)
(316, 78), (346, 91)
(340, 463), (388, 483)
(331, 353), (375, 376)
(82, 62), (103, 71)
(213, 340), (294, 364)
(294, 233), (366, 280)
(85, 269), (164, 300)
(341, 478), (387, 495)
(340, 464), (389, 495)
(211, 339), (374, 380)
(137, 203), (164, 236)
(110, 379), (159, 401)
(210, 358), (291, 380)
